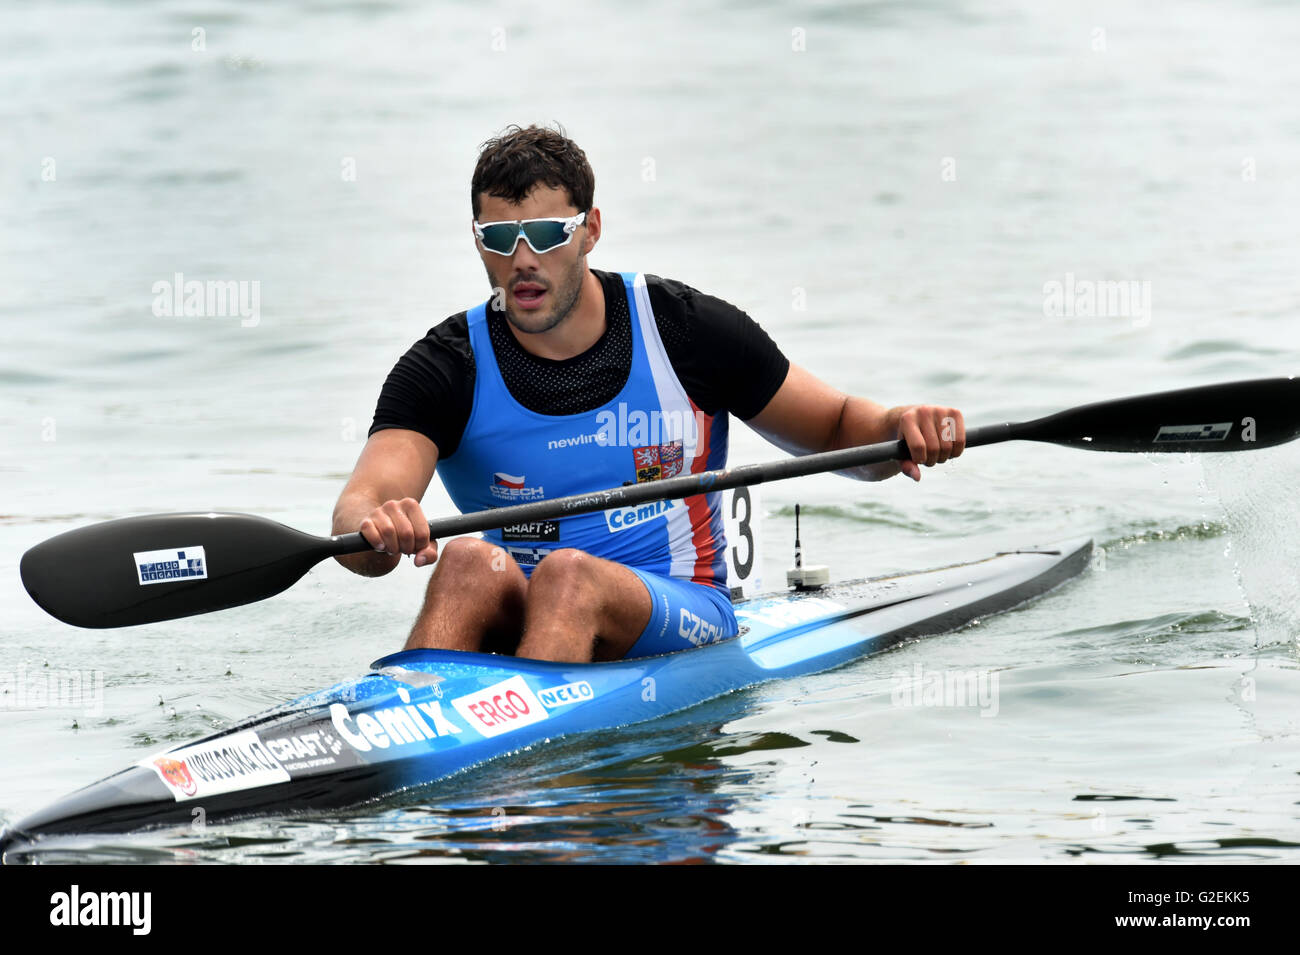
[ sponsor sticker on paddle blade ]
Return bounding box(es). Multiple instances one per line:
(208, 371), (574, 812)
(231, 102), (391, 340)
(1153, 422), (1232, 444)
(133, 546), (208, 585)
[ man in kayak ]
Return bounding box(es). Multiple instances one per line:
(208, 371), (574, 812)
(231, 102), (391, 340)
(333, 124), (965, 663)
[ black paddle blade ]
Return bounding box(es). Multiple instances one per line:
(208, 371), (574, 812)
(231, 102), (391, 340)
(1016, 377), (1300, 452)
(20, 513), (339, 629)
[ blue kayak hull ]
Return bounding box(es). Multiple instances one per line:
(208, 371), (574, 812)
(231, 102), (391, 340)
(0, 537), (1090, 856)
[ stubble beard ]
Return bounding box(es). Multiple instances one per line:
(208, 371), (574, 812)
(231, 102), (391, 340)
(493, 255), (586, 336)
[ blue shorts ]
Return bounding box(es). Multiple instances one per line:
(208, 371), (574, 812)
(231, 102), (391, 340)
(625, 569), (739, 658)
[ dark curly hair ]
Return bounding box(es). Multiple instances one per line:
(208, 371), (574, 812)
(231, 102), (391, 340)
(471, 124), (594, 218)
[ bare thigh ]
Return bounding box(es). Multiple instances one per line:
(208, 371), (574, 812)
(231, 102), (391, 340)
(516, 548), (653, 663)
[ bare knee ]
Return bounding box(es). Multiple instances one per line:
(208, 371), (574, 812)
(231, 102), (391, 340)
(430, 537), (511, 584)
(528, 549), (599, 600)
(406, 538), (525, 653)
(517, 550), (650, 662)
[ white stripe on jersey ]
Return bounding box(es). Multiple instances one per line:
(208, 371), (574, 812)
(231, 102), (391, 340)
(631, 273), (707, 580)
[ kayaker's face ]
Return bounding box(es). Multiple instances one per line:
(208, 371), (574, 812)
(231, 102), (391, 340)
(473, 185), (597, 335)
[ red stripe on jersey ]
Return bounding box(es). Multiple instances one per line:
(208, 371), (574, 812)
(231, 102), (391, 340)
(685, 401), (721, 584)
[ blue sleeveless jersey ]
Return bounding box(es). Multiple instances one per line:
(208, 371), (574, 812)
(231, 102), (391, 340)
(436, 272), (730, 590)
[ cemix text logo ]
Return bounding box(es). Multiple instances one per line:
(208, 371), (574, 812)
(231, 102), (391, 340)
(330, 686), (463, 752)
(605, 499), (677, 533)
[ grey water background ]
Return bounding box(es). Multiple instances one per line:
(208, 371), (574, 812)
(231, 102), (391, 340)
(3, 0), (1300, 862)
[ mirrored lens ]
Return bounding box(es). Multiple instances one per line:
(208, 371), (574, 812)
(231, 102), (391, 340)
(479, 223), (524, 255)
(519, 221), (569, 252)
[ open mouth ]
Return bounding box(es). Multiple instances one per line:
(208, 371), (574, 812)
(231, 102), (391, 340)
(514, 284), (546, 307)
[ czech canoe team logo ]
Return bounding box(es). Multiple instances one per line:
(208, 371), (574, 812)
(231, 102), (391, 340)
(489, 472), (545, 502)
(633, 441), (685, 483)
(152, 756), (198, 797)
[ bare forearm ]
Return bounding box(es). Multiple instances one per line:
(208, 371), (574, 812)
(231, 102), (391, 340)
(331, 430), (440, 576)
(822, 397), (905, 482)
(747, 364), (964, 484)
(827, 396), (898, 451)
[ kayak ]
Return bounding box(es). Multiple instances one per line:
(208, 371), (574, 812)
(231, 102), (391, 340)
(10, 379), (1294, 860)
(0, 536), (1090, 857)
(1, 537), (1090, 855)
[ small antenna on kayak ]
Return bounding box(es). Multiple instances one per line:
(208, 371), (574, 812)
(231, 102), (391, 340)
(786, 503), (829, 591)
(794, 503), (803, 569)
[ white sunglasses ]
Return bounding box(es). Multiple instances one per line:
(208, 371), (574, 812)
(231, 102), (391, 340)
(473, 212), (587, 255)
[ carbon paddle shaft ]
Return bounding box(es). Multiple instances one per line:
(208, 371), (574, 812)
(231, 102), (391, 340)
(21, 375), (1298, 627)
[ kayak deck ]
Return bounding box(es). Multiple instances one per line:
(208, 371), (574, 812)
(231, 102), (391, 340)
(0, 537), (1091, 857)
